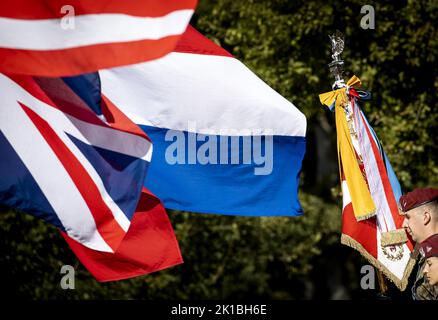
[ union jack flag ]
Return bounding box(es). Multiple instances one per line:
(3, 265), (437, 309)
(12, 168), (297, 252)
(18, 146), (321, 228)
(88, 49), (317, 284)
(0, 73), (152, 251)
(0, 73), (182, 281)
(0, 0), (197, 280)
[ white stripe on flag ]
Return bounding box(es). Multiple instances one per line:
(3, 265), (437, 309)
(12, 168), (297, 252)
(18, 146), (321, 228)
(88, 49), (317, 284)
(341, 180), (351, 210)
(0, 10), (194, 50)
(101, 52), (306, 137)
(65, 115), (152, 161)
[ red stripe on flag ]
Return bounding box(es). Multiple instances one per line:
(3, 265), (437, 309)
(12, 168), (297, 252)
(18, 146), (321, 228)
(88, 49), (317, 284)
(6, 74), (106, 127)
(342, 203), (378, 258)
(61, 189), (183, 282)
(359, 112), (404, 227)
(20, 103), (126, 252)
(101, 94), (151, 142)
(0, 35), (183, 76)
(0, 0), (197, 19)
(175, 25), (234, 58)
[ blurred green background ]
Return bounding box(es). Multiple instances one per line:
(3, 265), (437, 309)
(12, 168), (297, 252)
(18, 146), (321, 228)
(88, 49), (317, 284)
(1, 0), (437, 299)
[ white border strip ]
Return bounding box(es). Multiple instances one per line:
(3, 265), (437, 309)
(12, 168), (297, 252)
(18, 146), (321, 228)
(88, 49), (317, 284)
(0, 10), (194, 50)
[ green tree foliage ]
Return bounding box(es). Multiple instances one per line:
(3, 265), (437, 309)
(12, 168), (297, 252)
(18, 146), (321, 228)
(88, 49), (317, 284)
(0, 0), (436, 299)
(194, 0), (437, 190)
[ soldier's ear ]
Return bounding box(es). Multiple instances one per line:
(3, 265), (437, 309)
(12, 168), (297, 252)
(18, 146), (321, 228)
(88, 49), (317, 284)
(423, 210), (431, 225)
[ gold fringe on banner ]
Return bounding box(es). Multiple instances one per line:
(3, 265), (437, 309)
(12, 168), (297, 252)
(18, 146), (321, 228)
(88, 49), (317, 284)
(341, 234), (417, 291)
(319, 76), (376, 221)
(381, 229), (408, 247)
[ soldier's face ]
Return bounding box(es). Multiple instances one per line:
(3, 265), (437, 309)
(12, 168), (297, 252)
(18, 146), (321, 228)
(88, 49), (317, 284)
(423, 257), (438, 286)
(401, 207), (427, 243)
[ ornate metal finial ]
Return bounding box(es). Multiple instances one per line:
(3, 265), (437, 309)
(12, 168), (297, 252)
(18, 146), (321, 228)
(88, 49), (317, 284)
(328, 30), (345, 89)
(329, 30), (344, 61)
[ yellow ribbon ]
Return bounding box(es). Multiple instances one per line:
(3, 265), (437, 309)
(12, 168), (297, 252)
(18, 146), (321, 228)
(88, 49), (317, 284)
(319, 76), (376, 221)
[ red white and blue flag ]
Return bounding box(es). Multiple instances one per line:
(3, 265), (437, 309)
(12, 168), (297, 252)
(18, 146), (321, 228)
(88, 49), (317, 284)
(0, 0), (197, 76)
(0, 73), (182, 281)
(101, 26), (307, 216)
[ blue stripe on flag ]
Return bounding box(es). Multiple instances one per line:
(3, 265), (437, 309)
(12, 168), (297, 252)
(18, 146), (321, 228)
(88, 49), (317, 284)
(0, 131), (65, 229)
(67, 134), (147, 220)
(140, 125), (306, 216)
(383, 151), (402, 202)
(62, 73), (102, 115)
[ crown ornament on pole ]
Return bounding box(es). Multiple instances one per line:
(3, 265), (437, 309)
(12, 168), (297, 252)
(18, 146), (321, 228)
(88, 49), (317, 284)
(327, 31), (358, 140)
(328, 30), (345, 90)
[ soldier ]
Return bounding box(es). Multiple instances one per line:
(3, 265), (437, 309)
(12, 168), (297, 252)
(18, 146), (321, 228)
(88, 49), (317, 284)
(400, 187), (438, 300)
(420, 234), (438, 287)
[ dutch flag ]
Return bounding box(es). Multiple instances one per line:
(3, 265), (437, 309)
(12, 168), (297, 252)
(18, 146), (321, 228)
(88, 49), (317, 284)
(101, 26), (307, 217)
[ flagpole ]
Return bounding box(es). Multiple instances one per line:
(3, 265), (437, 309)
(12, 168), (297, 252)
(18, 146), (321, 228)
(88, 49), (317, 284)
(326, 31), (392, 300)
(327, 30), (346, 90)
(376, 270), (391, 299)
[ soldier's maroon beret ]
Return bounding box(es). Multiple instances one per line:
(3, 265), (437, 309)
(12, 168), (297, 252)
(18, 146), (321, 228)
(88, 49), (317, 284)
(420, 234), (438, 259)
(399, 187), (438, 213)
